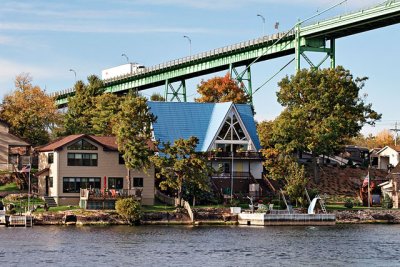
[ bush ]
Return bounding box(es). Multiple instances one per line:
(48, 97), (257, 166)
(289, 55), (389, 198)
(382, 194), (393, 209)
(115, 198), (142, 225)
(344, 198), (354, 209)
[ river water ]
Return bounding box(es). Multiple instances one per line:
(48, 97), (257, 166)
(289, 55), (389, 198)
(0, 224), (399, 267)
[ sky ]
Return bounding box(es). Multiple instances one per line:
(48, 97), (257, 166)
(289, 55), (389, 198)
(1, 0), (399, 136)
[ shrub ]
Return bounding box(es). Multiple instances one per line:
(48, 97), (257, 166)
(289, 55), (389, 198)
(382, 194), (393, 209)
(115, 198), (142, 225)
(344, 198), (354, 209)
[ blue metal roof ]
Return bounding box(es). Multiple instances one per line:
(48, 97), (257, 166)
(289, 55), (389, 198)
(148, 101), (260, 152)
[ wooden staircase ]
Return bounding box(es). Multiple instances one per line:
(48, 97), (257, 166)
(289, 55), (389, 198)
(43, 196), (57, 207)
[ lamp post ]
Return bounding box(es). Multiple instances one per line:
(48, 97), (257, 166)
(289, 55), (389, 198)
(257, 14), (266, 36)
(121, 53), (129, 63)
(183, 35), (192, 56)
(69, 69), (76, 81)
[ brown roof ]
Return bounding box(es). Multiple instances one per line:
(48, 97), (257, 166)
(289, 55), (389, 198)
(35, 134), (118, 152)
(36, 134), (156, 152)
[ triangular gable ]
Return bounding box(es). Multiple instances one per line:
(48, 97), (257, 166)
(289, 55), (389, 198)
(148, 101), (260, 152)
(207, 104), (258, 151)
(202, 102), (232, 151)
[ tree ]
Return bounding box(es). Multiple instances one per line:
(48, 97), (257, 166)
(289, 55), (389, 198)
(257, 120), (275, 149)
(374, 129), (395, 148)
(112, 93), (156, 171)
(64, 75), (105, 135)
(115, 198), (142, 225)
(284, 160), (308, 207)
(0, 73), (61, 146)
(150, 93), (165, 102)
(150, 136), (213, 205)
(274, 66), (381, 182)
(91, 93), (123, 136)
(195, 73), (249, 103)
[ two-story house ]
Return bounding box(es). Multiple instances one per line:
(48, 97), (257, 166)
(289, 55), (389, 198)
(148, 101), (263, 197)
(35, 134), (155, 206)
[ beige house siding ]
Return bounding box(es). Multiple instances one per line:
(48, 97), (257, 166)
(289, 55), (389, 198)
(37, 138), (154, 206)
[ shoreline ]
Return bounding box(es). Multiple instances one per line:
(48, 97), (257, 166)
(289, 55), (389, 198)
(27, 208), (400, 226)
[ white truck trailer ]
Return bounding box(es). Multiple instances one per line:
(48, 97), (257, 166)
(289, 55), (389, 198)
(101, 63), (145, 80)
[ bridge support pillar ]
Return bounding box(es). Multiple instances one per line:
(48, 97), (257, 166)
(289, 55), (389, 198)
(330, 38), (336, 69)
(164, 79), (187, 102)
(229, 64), (253, 104)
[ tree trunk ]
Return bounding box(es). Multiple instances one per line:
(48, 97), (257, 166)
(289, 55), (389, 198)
(178, 185), (183, 207)
(312, 154), (320, 183)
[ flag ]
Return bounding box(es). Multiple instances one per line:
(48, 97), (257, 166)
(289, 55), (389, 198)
(362, 172), (369, 187)
(20, 164), (31, 173)
(275, 22), (279, 30)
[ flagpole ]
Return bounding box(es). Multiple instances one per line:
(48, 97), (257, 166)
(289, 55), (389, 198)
(367, 170), (370, 208)
(28, 162), (31, 213)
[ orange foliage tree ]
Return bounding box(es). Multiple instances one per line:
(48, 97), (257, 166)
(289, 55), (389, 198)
(195, 73), (249, 103)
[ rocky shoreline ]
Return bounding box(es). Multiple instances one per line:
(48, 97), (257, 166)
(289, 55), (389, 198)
(30, 208), (400, 226)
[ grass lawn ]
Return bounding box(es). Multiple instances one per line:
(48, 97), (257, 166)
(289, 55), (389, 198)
(35, 206), (81, 213)
(0, 182), (20, 192)
(142, 204), (176, 212)
(326, 204), (382, 210)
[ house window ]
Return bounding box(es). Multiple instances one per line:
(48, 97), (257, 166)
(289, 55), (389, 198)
(48, 153), (54, 164)
(63, 177), (101, 193)
(49, 177), (53, 188)
(133, 177), (143, 187)
(217, 114), (247, 141)
(67, 139), (98, 150)
(223, 163), (230, 174)
(108, 177), (123, 189)
(119, 154), (125, 165)
(67, 153), (98, 166)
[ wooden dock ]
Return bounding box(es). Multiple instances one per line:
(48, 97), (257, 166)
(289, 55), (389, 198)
(8, 215), (33, 227)
(238, 213), (336, 226)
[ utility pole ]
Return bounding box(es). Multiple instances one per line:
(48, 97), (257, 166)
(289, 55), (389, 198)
(390, 122), (400, 146)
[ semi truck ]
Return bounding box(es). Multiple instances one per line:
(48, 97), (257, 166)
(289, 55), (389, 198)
(101, 63), (145, 80)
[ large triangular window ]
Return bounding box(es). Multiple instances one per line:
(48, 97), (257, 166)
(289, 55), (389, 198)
(217, 114), (247, 141)
(67, 139), (98, 150)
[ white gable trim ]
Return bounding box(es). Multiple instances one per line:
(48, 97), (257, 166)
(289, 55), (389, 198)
(206, 104), (256, 151)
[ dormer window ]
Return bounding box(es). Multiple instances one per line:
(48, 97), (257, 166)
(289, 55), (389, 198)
(67, 139), (98, 150)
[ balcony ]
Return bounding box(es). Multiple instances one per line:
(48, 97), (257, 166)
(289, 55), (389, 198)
(207, 151), (263, 160)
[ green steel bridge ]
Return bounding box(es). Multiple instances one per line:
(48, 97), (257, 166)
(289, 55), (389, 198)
(54, 0), (400, 107)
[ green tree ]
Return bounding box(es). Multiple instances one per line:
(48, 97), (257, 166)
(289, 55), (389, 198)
(195, 73), (249, 103)
(115, 198), (142, 225)
(91, 93), (123, 136)
(112, 93), (156, 171)
(257, 120), (275, 149)
(274, 66), (381, 182)
(150, 136), (213, 205)
(0, 73), (61, 146)
(64, 75), (105, 135)
(284, 160), (308, 207)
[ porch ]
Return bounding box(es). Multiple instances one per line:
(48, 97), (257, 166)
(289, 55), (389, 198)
(79, 188), (143, 210)
(208, 151), (263, 160)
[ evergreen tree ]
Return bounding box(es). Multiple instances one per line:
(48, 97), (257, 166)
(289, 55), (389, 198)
(112, 93), (156, 171)
(64, 75), (105, 135)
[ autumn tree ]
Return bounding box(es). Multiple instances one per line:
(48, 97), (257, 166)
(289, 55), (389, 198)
(274, 66), (381, 182)
(195, 73), (249, 103)
(0, 73), (61, 146)
(64, 75), (105, 135)
(150, 93), (165, 102)
(257, 120), (275, 149)
(150, 136), (213, 205)
(112, 93), (156, 171)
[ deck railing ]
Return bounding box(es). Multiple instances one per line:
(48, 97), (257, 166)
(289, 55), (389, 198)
(208, 151), (262, 159)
